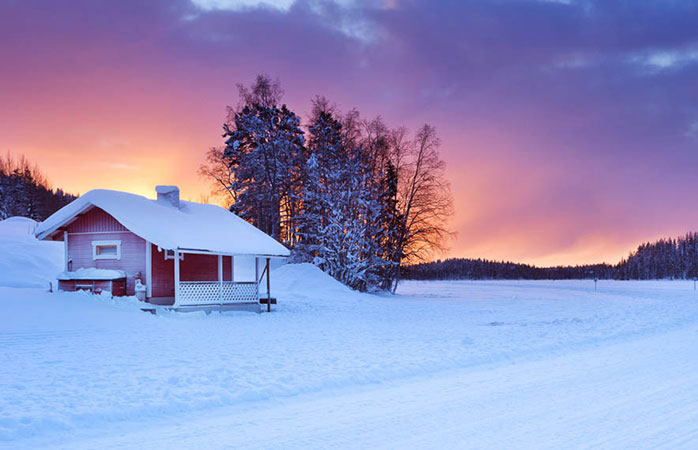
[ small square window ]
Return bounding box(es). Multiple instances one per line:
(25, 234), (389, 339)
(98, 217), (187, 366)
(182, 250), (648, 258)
(97, 245), (118, 256)
(92, 240), (121, 260)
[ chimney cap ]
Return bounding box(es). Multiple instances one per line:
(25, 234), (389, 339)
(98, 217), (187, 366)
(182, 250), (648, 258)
(155, 185), (179, 194)
(155, 185), (180, 208)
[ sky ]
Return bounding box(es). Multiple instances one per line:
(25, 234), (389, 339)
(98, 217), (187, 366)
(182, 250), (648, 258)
(2, 0), (698, 266)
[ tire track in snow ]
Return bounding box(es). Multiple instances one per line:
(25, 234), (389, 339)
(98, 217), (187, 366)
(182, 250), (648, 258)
(19, 322), (698, 450)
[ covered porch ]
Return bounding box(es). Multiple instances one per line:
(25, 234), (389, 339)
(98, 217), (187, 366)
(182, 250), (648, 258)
(146, 245), (276, 311)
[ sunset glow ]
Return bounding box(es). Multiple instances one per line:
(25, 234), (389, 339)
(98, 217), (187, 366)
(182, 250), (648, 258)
(3, 0), (698, 266)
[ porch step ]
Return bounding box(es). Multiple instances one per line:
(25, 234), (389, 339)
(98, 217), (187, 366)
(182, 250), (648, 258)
(259, 297), (277, 305)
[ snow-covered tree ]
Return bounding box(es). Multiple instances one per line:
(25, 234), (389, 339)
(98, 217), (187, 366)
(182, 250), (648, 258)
(0, 153), (76, 221)
(202, 76), (454, 292)
(294, 98), (343, 265)
(220, 76), (305, 243)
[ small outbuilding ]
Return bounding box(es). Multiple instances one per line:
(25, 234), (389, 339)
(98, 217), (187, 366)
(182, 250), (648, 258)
(35, 186), (289, 310)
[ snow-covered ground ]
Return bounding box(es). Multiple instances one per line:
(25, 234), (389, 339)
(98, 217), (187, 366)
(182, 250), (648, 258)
(0, 217), (62, 289)
(2, 220), (698, 448)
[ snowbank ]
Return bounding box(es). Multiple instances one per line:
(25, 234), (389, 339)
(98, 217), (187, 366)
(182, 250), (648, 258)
(3, 278), (698, 447)
(6, 262), (698, 447)
(272, 263), (351, 299)
(0, 217), (62, 288)
(57, 268), (126, 280)
(0, 216), (38, 236)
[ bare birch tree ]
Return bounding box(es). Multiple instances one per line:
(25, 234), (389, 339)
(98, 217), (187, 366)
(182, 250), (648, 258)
(391, 124), (454, 291)
(198, 146), (237, 209)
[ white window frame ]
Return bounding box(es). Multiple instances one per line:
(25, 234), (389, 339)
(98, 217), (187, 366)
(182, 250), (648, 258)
(92, 240), (122, 260)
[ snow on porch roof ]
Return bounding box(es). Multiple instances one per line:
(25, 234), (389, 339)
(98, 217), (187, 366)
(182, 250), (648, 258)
(35, 189), (290, 257)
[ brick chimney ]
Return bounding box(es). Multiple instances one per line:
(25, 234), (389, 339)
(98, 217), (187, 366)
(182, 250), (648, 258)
(155, 185), (180, 208)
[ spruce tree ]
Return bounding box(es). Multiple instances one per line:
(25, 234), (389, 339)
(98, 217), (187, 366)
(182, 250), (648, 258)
(222, 81), (305, 243)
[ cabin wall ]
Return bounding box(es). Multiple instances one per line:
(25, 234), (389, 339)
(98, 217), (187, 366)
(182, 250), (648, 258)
(63, 206), (241, 300)
(181, 254), (219, 282)
(223, 256), (232, 281)
(58, 279), (127, 296)
(65, 207), (145, 295)
(150, 247), (233, 298)
(67, 207), (128, 233)
(151, 246), (174, 298)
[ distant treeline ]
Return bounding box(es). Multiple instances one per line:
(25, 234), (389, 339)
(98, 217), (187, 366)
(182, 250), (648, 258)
(0, 153), (76, 221)
(404, 232), (698, 281)
(403, 259), (614, 280)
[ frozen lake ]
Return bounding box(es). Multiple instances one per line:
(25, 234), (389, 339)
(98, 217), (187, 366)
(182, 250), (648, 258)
(2, 269), (698, 449)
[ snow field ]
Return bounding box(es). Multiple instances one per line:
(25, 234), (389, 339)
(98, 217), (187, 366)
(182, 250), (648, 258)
(3, 274), (698, 448)
(2, 221), (698, 448)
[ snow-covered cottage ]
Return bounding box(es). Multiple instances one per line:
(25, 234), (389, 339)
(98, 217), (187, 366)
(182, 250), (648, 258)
(34, 186), (289, 309)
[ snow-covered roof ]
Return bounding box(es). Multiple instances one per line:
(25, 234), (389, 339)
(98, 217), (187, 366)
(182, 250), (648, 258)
(35, 189), (290, 257)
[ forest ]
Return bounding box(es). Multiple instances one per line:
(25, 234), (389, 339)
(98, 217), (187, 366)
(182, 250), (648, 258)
(0, 153), (76, 222)
(403, 233), (698, 281)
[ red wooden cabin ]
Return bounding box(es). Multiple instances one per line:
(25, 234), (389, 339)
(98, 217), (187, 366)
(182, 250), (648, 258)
(35, 186), (289, 310)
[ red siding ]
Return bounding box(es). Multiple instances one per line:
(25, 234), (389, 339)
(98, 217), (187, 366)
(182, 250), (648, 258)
(151, 245), (174, 298)
(180, 254), (219, 282)
(67, 207), (128, 233)
(59, 279), (126, 296)
(68, 232), (146, 295)
(65, 207), (229, 299)
(150, 247), (233, 298)
(223, 256), (232, 281)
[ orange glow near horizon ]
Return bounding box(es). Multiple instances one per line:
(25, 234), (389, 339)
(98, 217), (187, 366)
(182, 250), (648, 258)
(4, 1), (698, 268)
(4, 94), (690, 268)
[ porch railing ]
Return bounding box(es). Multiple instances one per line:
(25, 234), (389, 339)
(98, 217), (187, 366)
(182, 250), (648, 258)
(178, 281), (258, 306)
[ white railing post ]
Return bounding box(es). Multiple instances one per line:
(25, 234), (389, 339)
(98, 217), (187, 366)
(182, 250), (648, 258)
(145, 240), (152, 299)
(218, 254), (223, 305)
(64, 231), (69, 271)
(255, 257), (259, 301)
(266, 258), (271, 313)
(173, 249), (180, 307)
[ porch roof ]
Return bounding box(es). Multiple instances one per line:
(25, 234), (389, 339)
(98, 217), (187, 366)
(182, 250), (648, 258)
(35, 189), (290, 258)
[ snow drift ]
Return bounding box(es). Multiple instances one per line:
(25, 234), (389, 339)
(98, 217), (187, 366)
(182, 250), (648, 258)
(0, 217), (62, 288)
(272, 262), (351, 299)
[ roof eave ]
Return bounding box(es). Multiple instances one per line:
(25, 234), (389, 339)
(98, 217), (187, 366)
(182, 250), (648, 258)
(34, 203), (95, 241)
(176, 247), (290, 258)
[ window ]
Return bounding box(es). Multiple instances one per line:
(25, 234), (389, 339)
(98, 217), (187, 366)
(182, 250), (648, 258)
(92, 240), (121, 260)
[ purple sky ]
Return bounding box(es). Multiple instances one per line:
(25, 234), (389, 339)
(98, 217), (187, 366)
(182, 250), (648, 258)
(2, 0), (698, 265)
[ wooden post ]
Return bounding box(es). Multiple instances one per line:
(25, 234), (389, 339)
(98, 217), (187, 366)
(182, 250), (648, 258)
(255, 257), (259, 301)
(218, 254), (223, 305)
(145, 241), (152, 299)
(64, 231), (69, 271)
(266, 258), (271, 313)
(174, 249), (180, 307)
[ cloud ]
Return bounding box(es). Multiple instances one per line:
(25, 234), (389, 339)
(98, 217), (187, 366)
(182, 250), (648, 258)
(191, 0), (295, 12)
(2, 0), (698, 265)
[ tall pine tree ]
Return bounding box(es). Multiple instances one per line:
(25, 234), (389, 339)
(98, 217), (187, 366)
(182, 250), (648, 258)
(221, 77), (305, 243)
